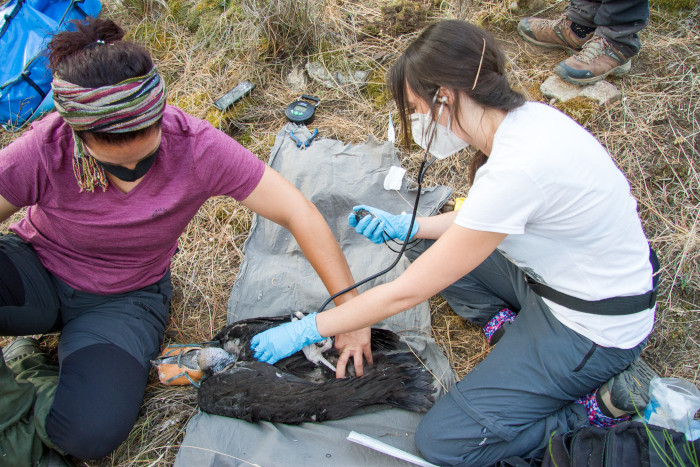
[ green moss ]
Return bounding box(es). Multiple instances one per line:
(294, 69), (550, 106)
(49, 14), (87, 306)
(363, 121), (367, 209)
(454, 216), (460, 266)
(552, 96), (598, 126)
(362, 0), (433, 38)
(172, 92), (212, 117)
(317, 40), (338, 65)
(233, 128), (253, 146)
(168, 0), (240, 34)
(205, 109), (225, 128)
(517, 82), (543, 101)
(203, 99), (253, 129)
(223, 3), (244, 21)
(126, 23), (177, 56)
(650, 0), (695, 11)
(381, 1), (431, 36)
(167, 0), (201, 32)
(195, 0), (224, 11)
(364, 70), (392, 110)
(214, 205), (231, 223)
(167, 0), (187, 22)
(360, 24), (380, 38)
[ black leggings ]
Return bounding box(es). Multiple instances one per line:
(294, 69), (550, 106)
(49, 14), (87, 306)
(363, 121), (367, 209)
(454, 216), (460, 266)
(0, 234), (172, 459)
(46, 343), (149, 459)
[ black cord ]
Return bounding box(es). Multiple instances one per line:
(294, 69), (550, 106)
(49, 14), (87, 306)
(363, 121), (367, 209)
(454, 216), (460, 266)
(315, 156), (431, 314)
(385, 236), (420, 253)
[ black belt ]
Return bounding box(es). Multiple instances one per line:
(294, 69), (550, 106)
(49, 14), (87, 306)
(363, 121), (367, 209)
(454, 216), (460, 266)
(526, 248), (660, 316)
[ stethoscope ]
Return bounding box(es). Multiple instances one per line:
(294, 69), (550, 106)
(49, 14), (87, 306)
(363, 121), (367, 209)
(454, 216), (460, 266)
(314, 95), (447, 315)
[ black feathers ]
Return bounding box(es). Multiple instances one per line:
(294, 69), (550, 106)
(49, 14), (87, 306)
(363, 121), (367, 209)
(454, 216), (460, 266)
(197, 316), (435, 424)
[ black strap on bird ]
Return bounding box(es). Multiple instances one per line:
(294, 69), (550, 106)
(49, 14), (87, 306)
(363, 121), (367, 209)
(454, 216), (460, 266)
(525, 248), (660, 316)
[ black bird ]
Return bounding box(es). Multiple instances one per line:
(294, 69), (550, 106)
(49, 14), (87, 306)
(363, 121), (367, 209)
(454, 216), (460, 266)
(194, 315), (436, 424)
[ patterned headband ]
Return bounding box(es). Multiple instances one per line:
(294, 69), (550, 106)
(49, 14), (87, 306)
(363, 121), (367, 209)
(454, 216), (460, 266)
(51, 67), (167, 192)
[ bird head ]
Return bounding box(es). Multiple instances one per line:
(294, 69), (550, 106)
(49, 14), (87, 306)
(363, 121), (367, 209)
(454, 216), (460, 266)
(197, 347), (237, 374)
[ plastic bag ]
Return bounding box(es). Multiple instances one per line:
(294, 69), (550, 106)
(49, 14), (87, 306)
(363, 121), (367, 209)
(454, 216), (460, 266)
(642, 377), (700, 440)
(0, 0), (102, 131)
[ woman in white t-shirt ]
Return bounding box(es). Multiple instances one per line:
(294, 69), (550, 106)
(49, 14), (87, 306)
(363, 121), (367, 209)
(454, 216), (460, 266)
(250, 20), (658, 465)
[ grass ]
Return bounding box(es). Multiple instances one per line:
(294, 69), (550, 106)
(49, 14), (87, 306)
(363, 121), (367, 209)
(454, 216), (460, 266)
(644, 422), (699, 467)
(1, 0), (698, 465)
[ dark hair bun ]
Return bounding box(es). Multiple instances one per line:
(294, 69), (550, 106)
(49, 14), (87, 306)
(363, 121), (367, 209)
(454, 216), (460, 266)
(48, 17), (125, 70)
(47, 17), (153, 88)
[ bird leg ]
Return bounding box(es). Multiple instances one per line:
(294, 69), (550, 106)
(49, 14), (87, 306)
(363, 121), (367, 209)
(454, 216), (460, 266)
(302, 341), (337, 373)
(293, 312), (337, 373)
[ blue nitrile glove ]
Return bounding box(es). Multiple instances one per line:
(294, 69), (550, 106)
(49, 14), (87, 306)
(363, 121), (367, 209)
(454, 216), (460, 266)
(250, 312), (324, 364)
(347, 205), (419, 244)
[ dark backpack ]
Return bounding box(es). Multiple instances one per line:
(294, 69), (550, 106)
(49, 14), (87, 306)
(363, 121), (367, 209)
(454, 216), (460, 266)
(541, 421), (699, 467)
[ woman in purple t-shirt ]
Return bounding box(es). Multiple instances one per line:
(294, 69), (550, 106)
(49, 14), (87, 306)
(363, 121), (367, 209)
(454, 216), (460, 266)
(0, 18), (363, 464)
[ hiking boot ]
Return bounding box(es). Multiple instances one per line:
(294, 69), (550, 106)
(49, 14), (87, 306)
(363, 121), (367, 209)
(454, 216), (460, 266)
(597, 357), (658, 417)
(3, 337), (41, 363)
(518, 15), (593, 52)
(554, 35), (633, 85)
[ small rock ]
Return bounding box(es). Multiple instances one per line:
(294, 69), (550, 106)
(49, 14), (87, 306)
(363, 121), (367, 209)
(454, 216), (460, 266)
(286, 67), (308, 92)
(540, 75), (621, 106)
(305, 61), (369, 90)
(371, 51), (389, 62)
(305, 62), (335, 88)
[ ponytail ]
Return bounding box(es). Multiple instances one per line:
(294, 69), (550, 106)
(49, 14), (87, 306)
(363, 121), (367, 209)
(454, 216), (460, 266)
(47, 17), (153, 89)
(389, 20), (525, 186)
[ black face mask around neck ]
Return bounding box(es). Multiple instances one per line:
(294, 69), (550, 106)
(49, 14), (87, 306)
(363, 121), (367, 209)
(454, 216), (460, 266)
(95, 145), (159, 182)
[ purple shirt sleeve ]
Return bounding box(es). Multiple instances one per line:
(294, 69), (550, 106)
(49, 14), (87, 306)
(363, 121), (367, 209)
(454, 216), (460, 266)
(0, 125), (54, 207)
(187, 118), (265, 200)
(0, 108), (267, 294)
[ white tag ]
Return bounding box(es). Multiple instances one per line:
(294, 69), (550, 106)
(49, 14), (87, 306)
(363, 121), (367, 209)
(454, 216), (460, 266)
(387, 114), (395, 144)
(347, 431), (438, 467)
(384, 166), (406, 191)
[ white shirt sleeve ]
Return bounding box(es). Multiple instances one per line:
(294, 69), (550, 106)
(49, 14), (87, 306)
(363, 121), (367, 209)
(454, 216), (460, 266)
(454, 163), (545, 235)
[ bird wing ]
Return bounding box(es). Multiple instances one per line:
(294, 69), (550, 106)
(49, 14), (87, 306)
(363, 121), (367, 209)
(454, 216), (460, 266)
(198, 355), (435, 424)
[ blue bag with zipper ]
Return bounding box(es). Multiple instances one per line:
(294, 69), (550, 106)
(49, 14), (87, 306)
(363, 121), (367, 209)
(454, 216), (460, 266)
(0, 0), (102, 131)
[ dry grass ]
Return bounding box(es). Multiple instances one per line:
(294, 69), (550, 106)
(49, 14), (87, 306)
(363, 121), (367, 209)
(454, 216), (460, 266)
(1, 0), (698, 465)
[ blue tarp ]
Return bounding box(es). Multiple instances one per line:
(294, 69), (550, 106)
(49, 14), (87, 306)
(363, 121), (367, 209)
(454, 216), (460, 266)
(0, 0), (102, 130)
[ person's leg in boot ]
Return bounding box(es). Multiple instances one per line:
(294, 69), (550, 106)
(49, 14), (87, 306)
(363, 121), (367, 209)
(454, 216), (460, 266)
(518, 15), (594, 53)
(0, 234), (65, 465)
(45, 272), (172, 459)
(555, 0), (649, 84)
(575, 355), (658, 426)
(46, 343), (149, 459)
(0, 341), (65, 467)
(518, 0), (600, 53)
(415, 293), (645, 465)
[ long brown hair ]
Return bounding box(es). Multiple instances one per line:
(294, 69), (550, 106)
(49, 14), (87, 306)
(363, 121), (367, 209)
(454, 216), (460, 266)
(388, 20), (525, 185)
(47, 17), (160, 145)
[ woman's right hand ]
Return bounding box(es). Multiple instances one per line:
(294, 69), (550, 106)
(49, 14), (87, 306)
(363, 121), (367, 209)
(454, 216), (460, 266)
(333, 327), (372, 378)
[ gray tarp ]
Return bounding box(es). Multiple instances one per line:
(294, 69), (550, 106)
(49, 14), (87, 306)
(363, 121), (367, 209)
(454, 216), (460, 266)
(175, 124), (456, 466)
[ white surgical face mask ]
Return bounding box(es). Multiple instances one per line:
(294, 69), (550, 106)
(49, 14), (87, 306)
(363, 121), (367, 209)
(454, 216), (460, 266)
(410, 96), (469, 160)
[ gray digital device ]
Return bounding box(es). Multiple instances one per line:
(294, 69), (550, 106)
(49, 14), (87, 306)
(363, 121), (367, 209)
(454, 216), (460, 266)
(212, 80), (255, 111)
